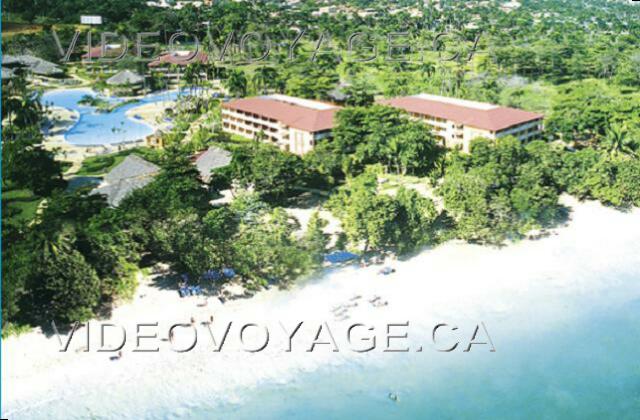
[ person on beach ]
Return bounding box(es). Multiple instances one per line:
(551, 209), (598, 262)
(201, 315), (214, 326)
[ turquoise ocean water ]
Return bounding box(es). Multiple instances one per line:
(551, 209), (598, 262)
(186, 293), (640, 419)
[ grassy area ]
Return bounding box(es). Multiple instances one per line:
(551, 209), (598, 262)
(378, 173), (431, 192)
(3, 188), (42, 223)
(76, 147), (162, 176)
(211, 133), (255, 152)
(60, 161), (73, 173)
(498, 82), (558, 113)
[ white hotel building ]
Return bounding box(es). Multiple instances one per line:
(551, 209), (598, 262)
(379, 94), (543, 152)
(221, 94), (340, 155)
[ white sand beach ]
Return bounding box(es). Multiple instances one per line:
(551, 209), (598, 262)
(124, 101), (175, 131)
(3, 196), (640, 418)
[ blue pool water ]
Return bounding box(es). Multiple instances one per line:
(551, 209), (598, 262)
(41, 89), (181, 146)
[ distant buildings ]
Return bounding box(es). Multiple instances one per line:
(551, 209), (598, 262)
(500, 1), (522, 13)
(82, 44), (124, 61)
(146, 0), (211, 9)
(147, 51), (208, 68)
(221, 94), (341, 155)
(147, 51), (209, 87)
(379, 94), (543, 152)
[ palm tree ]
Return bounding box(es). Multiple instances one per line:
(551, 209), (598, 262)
(601, 123), (638, 158)
(420, 61), (436, 77)
(205, 63), (223, 80)
(183, 63), (202, 95)
(252, 66), (278, 95)
(2, 76), (42, 130)
(182, 64), (196, 95)
(224, 69), (248, 98)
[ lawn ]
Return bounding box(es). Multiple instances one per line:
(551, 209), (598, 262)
(3, 188), (42, 223)
(211, 133), (255, 151)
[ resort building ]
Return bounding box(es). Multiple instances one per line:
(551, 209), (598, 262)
(147, 51), (208, 68)
(148, 51), (209, 87)
(82, 44), (125, 61)
(221, 94), (341, 155)
(379, 94), (543, 152)
(146, 0), (211, 9)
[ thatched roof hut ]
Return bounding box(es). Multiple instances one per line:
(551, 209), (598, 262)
(106, 70), (145, 86)
(92, 155), (160, 206)
(193, 146), (232, 182)
(2, 55), (64, 77)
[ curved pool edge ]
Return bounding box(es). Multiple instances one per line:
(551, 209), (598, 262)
(41, 88), (179, 147)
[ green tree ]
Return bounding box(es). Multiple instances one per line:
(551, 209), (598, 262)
(438, 138), (562, 243)
(231, 206), (311, 287)
(328, 168), (438, 253)
(332, 105), (442, 177)
(343, 80), (375, 107)
(224, 69), (248, 98)
(302, 211), (329, 265)
(600, 123), (638, 159)
(228, 144), (304, 201)
(251, 66), (279, 94)
(36, 248), (101, 325)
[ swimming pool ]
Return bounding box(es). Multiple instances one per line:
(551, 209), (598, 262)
(41, 88), (181, 146)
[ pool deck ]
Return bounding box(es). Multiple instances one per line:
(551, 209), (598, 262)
(124, 101), (175, 132)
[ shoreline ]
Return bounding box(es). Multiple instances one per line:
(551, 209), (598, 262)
(3, 196), (640, 417)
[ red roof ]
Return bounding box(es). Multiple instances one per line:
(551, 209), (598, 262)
(222, 97), (340, 132)
(83, 46), (103, 59)
(148, 51), (208, 67)
(378, 96), (543, 132)
(82, 46), (125, 59)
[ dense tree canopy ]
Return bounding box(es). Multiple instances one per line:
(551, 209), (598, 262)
(307, 105), (443, 184)
(328, 166), (438, 253)
(3, 0), (640, 334)
(438, 138), (563, 243)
